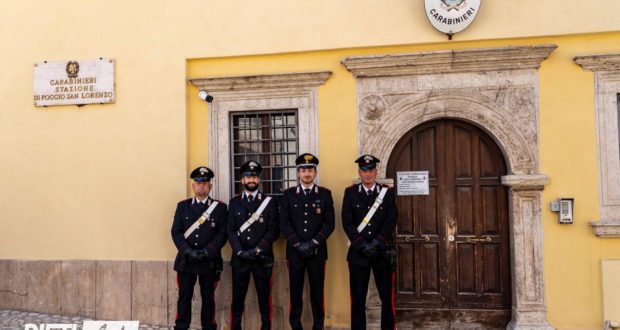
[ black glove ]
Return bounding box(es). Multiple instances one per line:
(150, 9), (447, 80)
(362, 239), (381, 259)
(296, 241), (318, 258)
(238, 248), (259, 261)
(295, 241), (310, 258)
(184, 249), (201, 262)
(196, 248), (211, 261)
(309, 239), (319, 249)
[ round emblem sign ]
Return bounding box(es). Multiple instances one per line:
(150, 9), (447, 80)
(424, 0), (481, 36)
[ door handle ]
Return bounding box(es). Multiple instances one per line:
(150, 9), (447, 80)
(404, 235), (430, 242)
(466, 236), (492, 243)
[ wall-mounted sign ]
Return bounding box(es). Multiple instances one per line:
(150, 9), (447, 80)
(33, 58), (115, 107)
(397, 171), (429, 196)
(424, 0), (481, 38)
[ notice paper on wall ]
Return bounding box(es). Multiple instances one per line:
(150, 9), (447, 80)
(396, 171), (429, 196)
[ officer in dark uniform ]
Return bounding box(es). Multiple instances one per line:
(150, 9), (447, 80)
(171, 166), (228, 330)
(227, 160), (279, 330)
(280, 153), (335, 330)
(342, 155), (397, 330)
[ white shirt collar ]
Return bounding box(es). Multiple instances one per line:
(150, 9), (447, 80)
(362, 183), (376, 193)
(300, 183), (315, 191)
(193, 196), (209, 205)
(243, 190), (258, 199)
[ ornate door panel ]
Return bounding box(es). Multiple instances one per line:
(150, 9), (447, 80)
(387, 119), (511, 327)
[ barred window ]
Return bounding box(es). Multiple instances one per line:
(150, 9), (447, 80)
(230, 110), (299, 196)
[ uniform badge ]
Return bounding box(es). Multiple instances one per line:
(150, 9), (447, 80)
(316, 208), (321, 214)
(211, 222), (215, 227)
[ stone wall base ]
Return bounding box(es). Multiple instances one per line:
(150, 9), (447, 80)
(0, 259), (322, 328)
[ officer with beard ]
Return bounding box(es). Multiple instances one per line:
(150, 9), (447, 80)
(171, 166), (227, 330)
(227, 160), (279, 330)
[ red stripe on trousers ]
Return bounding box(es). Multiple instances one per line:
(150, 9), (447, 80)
(175, 272), (180, 321)
(322, 261), (326, 330)
(287, 261), (292, 316)
(229, 291), (233, 330)
(391, 272), (396, 330)
(349, 292), (353, 323)
(211, 280), (218, 327)
(269, 274), (273, 328)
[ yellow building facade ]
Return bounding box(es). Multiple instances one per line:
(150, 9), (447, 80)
(1, 1), (620, 329)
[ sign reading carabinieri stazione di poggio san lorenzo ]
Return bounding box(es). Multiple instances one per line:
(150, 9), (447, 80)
(33, 58), (115, 107)
(425, 0), (481, 37)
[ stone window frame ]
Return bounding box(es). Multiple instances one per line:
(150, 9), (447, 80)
(189, 72), (331, 201)
(575, 54), (620, 237)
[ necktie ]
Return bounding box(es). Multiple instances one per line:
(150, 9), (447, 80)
(367, 190), (373, 197)
(304, 189), (311, 196)
(248, 194), (254, 203)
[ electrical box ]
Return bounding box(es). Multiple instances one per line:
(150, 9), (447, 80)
(550, 201), (560, 212)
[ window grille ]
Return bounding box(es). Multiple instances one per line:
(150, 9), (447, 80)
(230, 110), (299, 196)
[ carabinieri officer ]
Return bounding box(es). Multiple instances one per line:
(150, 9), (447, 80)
(227, 160), (279, 330)
(280, 153), (335, 330)
(342, 155), (397, 330)
(171, 166), (228, 330)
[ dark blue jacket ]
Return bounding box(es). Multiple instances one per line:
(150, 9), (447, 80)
(226, 192), (279, 267)
(171, 197), (228, 273)
(342, 183), (397, 267)
(279, 185), (335, 262)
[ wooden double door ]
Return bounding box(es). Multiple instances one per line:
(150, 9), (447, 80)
(387, 119), (511, 328)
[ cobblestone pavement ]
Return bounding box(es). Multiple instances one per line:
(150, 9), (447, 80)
(0, 310), (179, 330)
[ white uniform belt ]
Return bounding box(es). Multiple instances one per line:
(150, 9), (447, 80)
(184, 201), (219, 239)
(238, 196), (272, 234)
(356, 187), (388, 233)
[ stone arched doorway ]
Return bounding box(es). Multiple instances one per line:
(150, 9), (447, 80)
(387, 119), (511, 328)
(342, 45), (557, 329)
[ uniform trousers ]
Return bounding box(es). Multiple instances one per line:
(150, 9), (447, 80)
(230, 264), (273, 330)
(287, 260), (326, 330)
(348, 262), (395, 330)
(175, 271), (218, 330)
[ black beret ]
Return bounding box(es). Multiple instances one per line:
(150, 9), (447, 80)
(190, 166), (214, 182)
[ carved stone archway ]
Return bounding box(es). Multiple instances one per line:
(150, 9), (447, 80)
(343, 45), (557, 329)
(358, 94), (537, 177)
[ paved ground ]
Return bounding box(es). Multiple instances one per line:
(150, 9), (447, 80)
(0, 310), (178, 330)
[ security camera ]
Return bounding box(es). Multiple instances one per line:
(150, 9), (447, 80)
(198, 90), (214, 103)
